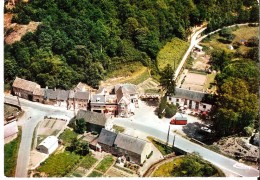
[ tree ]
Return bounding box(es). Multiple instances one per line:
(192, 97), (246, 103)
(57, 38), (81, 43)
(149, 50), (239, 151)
(165, 104), (177, 118)
(74, 118), (87, 134)
(159, 64), (176, 96)
(247, 36), (259, 47)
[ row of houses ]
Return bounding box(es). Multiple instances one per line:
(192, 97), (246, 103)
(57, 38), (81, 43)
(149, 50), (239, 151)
(12, 77), (139, 117)
(96, 128), (152, 165)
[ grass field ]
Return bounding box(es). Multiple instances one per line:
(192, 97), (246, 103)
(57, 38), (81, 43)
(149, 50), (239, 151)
(37, 151), (81, 177)
(88, 170), (103, 177)
(157, 37), (189, 71)
(200, 25), (259, 54)
(152, 155), (225, 177)
(4, 128), (22, 177)
(203, 73), (217, 92)
(59, 129), (78, 146)
(95, 155), (115, 173)
(147, 137), (173, 156)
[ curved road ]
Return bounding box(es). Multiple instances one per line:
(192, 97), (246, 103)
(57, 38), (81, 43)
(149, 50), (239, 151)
(113, 118), (259, 177)
(5, 95), (74, 177)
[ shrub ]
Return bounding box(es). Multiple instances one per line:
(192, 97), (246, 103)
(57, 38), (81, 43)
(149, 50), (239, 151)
(165, 104), (177, 118)
(244, 126), (254, 136)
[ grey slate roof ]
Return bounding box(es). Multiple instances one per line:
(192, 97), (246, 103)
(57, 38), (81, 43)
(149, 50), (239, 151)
(114, 133), (148, 155)
(174, 87), (206, 102)
(75, 91), (90, 100)
(91, 94), (106, 103)
(69, 90), (75, 99)
(44, 89), (58, 100)
(57, 90), (69, 101)
(76, 109), (107, 126)
(98, 128), (117, 146)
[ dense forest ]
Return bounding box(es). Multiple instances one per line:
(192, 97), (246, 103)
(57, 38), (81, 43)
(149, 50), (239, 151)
(4, 0), (259, 89)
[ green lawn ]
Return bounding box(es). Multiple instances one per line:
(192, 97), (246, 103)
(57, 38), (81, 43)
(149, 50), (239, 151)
(79, 154), (98, 169)
(4, 128), (22, 177)
(153, 155), (225, 177)
(87, 170), (103, 177)
(113, 125), (125, 133)
(95, 155), (115, 173)
(124, 68), (150, 85)
(59, 129), (78, 146)
(37, 151), (81, 177)
(147, 137), (173, 156)
(157, 37), (189, 71)
(200, 25), (259, 54)
(203, 73), (217, 91)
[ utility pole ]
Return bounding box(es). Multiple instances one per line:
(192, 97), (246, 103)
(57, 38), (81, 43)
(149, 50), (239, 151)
(166, 124), (170, 146)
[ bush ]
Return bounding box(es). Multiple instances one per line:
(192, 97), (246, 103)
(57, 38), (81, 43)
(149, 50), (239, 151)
(158, 96), (167, 118)
(165, 104), (177, 118)
(244, 126), (254, 136)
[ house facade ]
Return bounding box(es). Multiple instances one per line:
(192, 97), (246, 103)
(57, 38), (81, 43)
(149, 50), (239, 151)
(114, 133), (152, 165)
(68, 91), (90, 110)
(32, 88), (45, 103)
(167, 87), (212, 112)
(97, 128), (117, 154)
(12, 77), (41, 100)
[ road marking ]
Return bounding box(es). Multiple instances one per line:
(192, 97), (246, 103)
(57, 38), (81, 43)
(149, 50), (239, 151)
(233, 163), (251, 170)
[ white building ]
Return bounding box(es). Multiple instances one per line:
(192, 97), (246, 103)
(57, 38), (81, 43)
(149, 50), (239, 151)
(167, 87), (212, 112)
(37, 136), (59, 154)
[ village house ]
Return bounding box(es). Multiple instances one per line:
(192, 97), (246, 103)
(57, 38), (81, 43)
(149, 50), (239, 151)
(44, 89), (69, 107)
(74, 82), (96, 93)
(115, 84), (139, 107)
(75, 109), (108, 134)
(12, 77), (41, 101)
(32, 88), (45, 103)
(114, 133), (152, 165)
(97, 128), (118, 154)
(68, 90), (91, 110)
(116, 86), (131, 117)
(167, 87), (212, 112)
(90, 94), (106, 114)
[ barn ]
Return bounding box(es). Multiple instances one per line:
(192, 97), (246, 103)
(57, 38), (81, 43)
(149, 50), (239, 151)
(37, 136), (58, 154)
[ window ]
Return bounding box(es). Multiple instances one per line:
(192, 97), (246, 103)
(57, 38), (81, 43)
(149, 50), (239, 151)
(169, 97), (172, 101)
(203, 105), (206, 109)
(176, 99), (179, 102)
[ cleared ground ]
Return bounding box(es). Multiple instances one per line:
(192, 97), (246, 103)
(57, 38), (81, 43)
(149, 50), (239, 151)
(180, 72), (207, 92)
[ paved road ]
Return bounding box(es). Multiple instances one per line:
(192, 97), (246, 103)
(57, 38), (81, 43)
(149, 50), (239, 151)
(113, 118), (259, 177)
(5, 95), (74, 177)
(174, 27), (206, 80)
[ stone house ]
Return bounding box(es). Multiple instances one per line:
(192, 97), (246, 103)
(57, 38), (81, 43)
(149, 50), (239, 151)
(32, 88), (45, 103)
(68, 90), (91, 110)
(167, 87), (212, 112)
(12, 77), (41, 101)
(97, 128), (117, 154)
(75, 109), (107, 134)
(56, 90), (70, 108)
(44, 89), (59, 105)
(116, 87), (131, 117)
(104, 95), (118, 116)
(114, 133), (152, 165)
(115, 84), (139, 107)
(90, 94), (106, 113)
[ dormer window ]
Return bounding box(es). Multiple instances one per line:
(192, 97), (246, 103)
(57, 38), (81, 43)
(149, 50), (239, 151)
(96, 97), (100, 102)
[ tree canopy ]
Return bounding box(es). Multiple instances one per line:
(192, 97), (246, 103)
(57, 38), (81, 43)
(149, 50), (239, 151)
(4, 0), (258, 89)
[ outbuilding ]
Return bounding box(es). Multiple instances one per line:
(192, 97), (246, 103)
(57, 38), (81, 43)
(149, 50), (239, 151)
(37, 136), (58, 154)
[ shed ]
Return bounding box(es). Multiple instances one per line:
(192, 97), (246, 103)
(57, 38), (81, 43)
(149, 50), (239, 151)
(97, 128), (117, 153)
(37, 136), (58, 154)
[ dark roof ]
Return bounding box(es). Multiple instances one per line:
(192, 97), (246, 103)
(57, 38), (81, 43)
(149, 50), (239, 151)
(76, 110), (107, 126)
(44, 89), (58, 100)
(13, 77), (40, 93)
(91, 94), (105, 103)
(114, 133), (148, 155)
(75, 91), (90, 100)
(57, 90), (69, 101)
(174, 88), (206, 102)
(98, 128), (117, 146)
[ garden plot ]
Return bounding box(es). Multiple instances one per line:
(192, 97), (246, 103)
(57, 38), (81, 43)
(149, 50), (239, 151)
(37, 118), (67, 136)
(180, 73), (207, 92)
